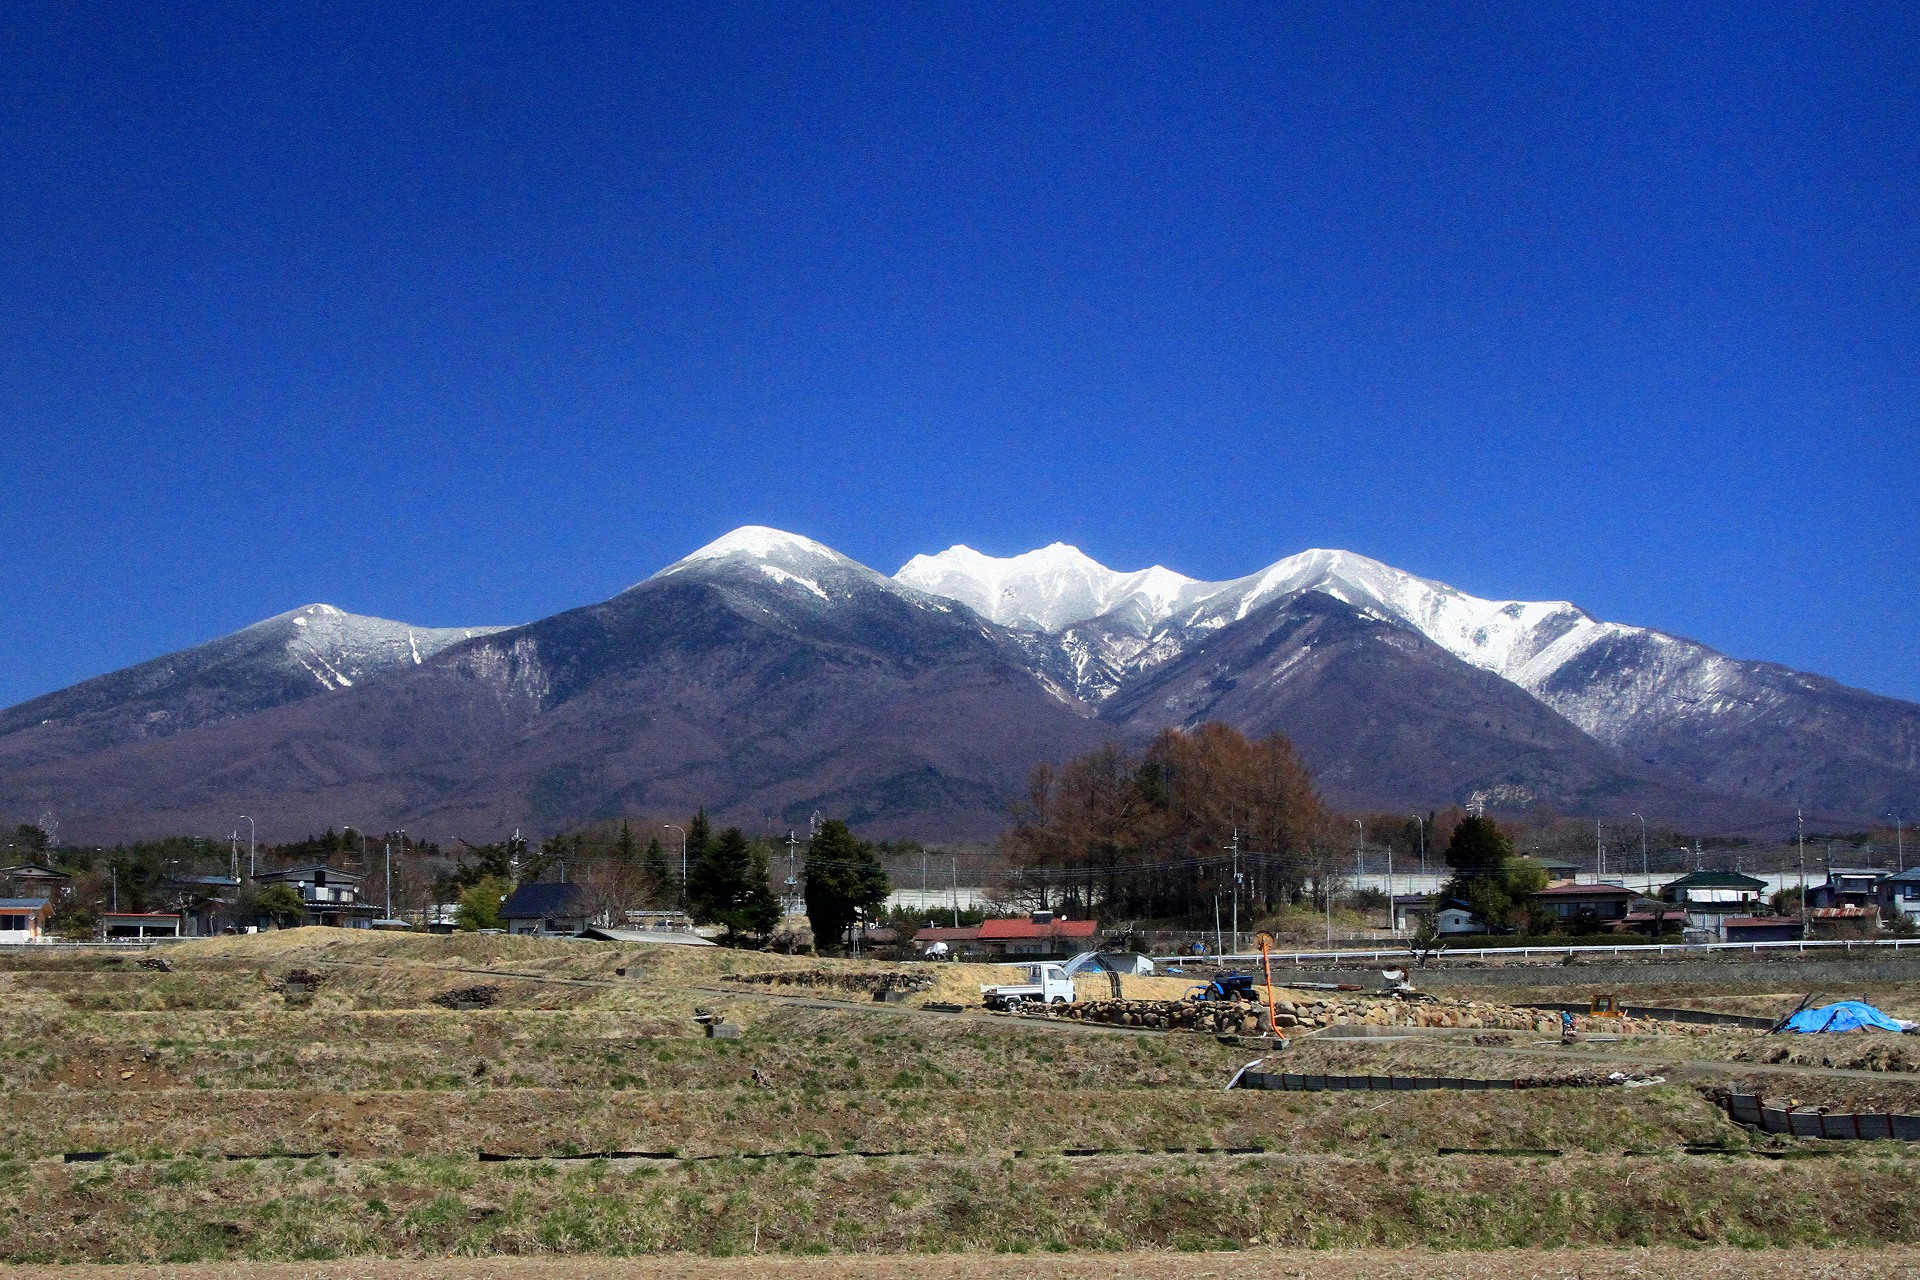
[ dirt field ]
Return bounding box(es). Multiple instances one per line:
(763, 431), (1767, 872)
(5, 1249), (1920, 1279)
(1, 930), (1917, 1263)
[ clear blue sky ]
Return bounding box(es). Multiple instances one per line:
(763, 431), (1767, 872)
(3, 2), (1916, 707)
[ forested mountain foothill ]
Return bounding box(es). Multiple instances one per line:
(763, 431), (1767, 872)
(15, 722), (1890, 950)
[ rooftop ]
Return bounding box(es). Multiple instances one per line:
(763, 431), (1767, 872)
(977, 918), (1099, 941)
(1663, 870), (1768, 889)
(500, 881), (595, 919)
(1534, 882), (1635, 898)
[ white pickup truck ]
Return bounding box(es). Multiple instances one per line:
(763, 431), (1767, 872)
(980, 962), (1076, 1010)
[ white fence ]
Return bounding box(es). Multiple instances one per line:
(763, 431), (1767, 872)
(1211, 937), (1920, 965)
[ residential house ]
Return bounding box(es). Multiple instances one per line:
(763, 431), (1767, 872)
(1878, 867), (1920, 923)
(1389, 893), (1433, 932)
(1807, 869), (1887, 911)
(912, 924), (983, 958)
(0, 898), (53, 942)
(162, 873), (242, 937)
(1434, 899), (1491, 935)
(499, 881), (600, 936)
(1534, 882), (1635, 928)
(1659, 870), (1769, 940)
(0, 865), (70, 900)
(252, 865), (379, 928)
(976, 912), (1098, 958)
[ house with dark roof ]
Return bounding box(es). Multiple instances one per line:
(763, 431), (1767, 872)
(1534, 882), (1635, 926)
(1879, 867), (1920, 923)
(500, 881), (600, 936)
(253, 865), (378, 928)
(1808, 869), (1888, 911)
(0, 865), (70, 900)
(975, 913), (1099, 958)
(1659, 870), (1769, 940)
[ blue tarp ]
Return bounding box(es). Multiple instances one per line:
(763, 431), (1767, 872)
(1782, 1001), (1906, 1034)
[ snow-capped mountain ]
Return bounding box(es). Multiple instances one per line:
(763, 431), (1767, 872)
(0, 604), (504, 765)
(896, 543), (1601, 701)
(4, 525), (1915, 840)
(895, 539), (1920, 818)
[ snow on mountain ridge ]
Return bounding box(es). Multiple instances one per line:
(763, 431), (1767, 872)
(896, 542), (1203, 632)
(894, 542), (1629, 703)
(245, 605), (507, 691)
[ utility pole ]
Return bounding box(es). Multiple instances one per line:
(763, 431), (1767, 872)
(1630, 812), (1648, 893)
(384, 839), (392, 920)
(111, 864), (118, 913)
(1384, 837), (1394, 933)
(240, 815), (255, 877)
(950, 855), (959, 928)
(1325, 861), (1334, 945)
(230, 832), (239, 882)
(1891, 811), (1906, 873)
(1213, 893), (1223, 955)
(785, 831), (801, 916)
(1596, 821), (1604, 879)
(1411, 814), (1425, 878)
(1798, 810), (1807, 929)
(1224, 830), (1243, 955)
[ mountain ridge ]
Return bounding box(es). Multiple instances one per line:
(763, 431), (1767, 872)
(3, 527), (1913, 840)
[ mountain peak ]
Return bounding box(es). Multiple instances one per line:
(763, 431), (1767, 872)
(895, 543), (1199, 632)
(671, 526), (846, 567)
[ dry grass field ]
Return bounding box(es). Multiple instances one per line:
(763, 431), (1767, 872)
(6, 1249), (1920, 1280)
(0, 929), (1916, 1265)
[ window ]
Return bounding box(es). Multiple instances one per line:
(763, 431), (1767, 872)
(0, 915), (25, 932)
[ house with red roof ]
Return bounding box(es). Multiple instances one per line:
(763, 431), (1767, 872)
(975, 912), (1099, 958)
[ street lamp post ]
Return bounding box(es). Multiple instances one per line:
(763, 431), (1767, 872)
(239, 815), (255, 877)
(1411, 814), (1425, 878)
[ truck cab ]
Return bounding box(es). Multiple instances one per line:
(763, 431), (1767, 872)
(980, 962), (1076, 1009)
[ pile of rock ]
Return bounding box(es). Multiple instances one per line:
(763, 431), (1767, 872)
(723, 969), (935, 999)
(1023, 991), (1743, 1038)
(1036, 998), (1269, 1036)
(430, 984), (501, 1010)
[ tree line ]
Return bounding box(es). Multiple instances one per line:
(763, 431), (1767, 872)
(998, 723), (1343, 920)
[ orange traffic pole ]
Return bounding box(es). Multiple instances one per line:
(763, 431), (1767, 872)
(1260, 936), (1278, 1035)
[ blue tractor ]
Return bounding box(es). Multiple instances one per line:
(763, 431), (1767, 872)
(1187, 973), (1259, 1002)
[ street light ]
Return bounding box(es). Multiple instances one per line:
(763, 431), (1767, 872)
(239, 815), (256, 877)
(1410, 814), (1425, 878)
(663, 825), (687, 906)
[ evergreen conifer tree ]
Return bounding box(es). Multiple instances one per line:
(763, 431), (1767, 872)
(688, 827), (782, 944)
(803, 819), (890, 953)
(642, 835), (674, 904)
(683, 810), (722, 917)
